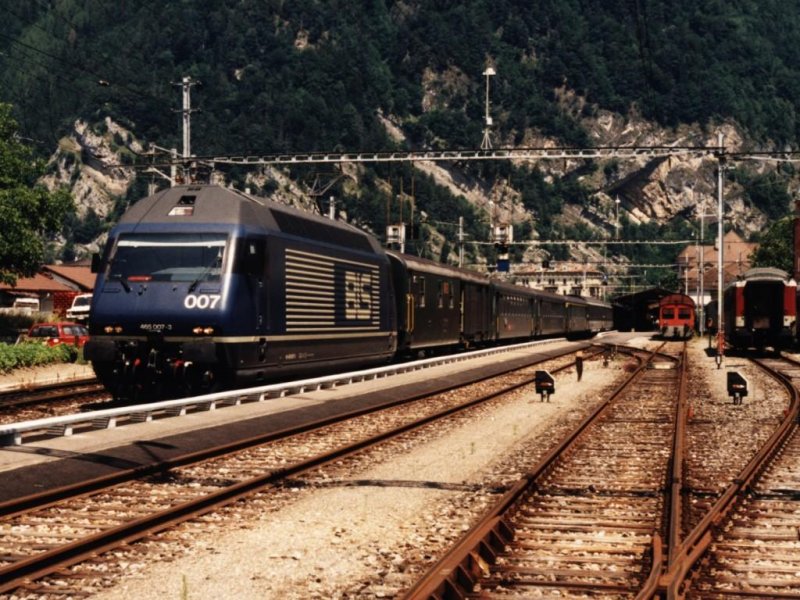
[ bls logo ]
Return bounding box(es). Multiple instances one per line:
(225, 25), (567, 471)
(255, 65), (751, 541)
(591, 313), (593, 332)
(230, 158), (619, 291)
(345, 271), (372, 321)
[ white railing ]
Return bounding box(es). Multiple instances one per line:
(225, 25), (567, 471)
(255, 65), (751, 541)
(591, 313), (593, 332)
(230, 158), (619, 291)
(0, 338), (564, 446)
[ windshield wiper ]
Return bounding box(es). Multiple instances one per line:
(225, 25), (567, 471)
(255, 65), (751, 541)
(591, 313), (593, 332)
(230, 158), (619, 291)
(110, 273), (131, 293)
(188, 255), (221, 294)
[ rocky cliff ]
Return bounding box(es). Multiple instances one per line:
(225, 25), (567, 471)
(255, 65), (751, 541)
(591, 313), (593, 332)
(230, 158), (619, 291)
(41, 107), (781, 263)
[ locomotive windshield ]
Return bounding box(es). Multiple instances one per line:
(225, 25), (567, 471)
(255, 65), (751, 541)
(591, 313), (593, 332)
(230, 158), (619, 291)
(108, 233), (228, 284)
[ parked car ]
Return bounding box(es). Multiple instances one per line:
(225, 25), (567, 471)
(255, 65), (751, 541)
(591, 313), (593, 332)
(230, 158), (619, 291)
(66, 293), (92, 323)
(25, 322), (89, 347)
(0, 297), (40, 315)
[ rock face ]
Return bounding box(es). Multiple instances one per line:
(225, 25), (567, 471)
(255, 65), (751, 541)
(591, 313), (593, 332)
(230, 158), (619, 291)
(42, 118), (141, 221)
(44, 107), (783, 263)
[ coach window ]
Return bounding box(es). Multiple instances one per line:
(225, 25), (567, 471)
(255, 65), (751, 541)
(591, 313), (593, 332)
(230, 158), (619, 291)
(438, 280), (453, 309)
(414, 275), (426, 308)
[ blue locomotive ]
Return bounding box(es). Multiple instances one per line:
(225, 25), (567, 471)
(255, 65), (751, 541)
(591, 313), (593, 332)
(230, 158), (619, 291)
(85, 184), (613, 399)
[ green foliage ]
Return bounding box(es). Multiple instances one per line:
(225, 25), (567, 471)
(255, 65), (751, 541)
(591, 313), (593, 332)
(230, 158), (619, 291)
(3, 2), (800, 271)
(733, 168), (793, 221)
(5, 0), (800, 152)
(750, 216), (793, 272)
(0, 340), (77, 373)
(611, 217), (696, 293)
(0, 312), (36, 343)
(0, 104), (74, 284)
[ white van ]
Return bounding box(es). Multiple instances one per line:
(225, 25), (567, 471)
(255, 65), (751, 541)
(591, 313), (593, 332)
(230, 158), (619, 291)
(11, 297), (40, 314)
(66, 293), (92, 322)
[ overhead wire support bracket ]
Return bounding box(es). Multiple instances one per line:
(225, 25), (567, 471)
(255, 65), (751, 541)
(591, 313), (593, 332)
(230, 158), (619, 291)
(124, 144), (718, 170)
(472, 239), (697, 246)
(118, 144), (800, 172)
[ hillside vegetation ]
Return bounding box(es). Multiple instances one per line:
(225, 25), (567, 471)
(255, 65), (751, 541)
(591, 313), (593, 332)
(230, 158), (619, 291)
(1, 1), (798, 286)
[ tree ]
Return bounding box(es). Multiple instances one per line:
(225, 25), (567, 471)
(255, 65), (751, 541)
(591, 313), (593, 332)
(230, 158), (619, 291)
(0, 103), (74, 285)
(749, 216), (793, 273)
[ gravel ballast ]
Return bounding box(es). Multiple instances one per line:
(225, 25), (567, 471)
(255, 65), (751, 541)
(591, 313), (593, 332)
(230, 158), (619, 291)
(89, 347), (627, 599)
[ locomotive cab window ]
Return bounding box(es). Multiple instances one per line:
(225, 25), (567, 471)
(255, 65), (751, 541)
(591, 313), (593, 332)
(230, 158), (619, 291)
(662, 308), (675, 319)
(108, 233), (228, 284)
(234, 237), (266, 276)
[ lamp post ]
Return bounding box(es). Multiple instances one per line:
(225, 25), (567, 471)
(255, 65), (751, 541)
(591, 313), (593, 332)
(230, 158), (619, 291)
(716, 133), (725, 368)
(615, 196), (621, 240)
(699, 198), (705, 335)
(694, 196), (718, 336)
(481, 66), (495, 150)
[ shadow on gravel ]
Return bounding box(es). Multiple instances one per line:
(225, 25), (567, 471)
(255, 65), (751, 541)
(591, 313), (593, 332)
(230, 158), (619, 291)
(283, 478), (509, 494)
(1, 439), (179, 471)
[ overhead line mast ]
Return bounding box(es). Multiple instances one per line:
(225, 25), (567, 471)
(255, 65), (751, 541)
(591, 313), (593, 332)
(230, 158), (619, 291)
(174, 76), (198, 160)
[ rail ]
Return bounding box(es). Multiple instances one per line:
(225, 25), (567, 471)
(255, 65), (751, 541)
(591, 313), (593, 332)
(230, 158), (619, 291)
(403, 343), (670, 598)
(0, 337), (568, 446)
(658, 354), (800, 597)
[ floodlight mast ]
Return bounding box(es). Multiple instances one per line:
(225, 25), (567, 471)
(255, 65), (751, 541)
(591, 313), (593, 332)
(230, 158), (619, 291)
(481, 66), (495, 150)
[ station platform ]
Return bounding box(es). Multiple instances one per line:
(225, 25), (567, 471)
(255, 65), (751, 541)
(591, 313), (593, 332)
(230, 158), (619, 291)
(0, 337), (613, 503)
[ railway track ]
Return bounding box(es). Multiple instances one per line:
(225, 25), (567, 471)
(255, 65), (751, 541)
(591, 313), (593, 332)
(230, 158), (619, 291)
(678, 353), (800, 598)
(0, 377), (108, 425)
(0, 347), (610, 597)
(680, 350), (794, 535)
(405, 342), (687, 598)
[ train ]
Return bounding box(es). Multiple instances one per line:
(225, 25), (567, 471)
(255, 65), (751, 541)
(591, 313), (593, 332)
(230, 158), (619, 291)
(84, 184), (613, 399)
(657, 293), (696, 339)
(723, 267), (797, 351)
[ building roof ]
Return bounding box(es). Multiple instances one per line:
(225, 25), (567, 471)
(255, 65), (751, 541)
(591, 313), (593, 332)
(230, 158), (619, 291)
(41, 265), (95, 291)
(0, 273), (75, 294)
(676, 230), (758, 292)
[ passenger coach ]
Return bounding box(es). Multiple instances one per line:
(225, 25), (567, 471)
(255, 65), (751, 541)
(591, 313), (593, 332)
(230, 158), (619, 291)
(387, 251), (491, 355)
(724, 267), (797, 351)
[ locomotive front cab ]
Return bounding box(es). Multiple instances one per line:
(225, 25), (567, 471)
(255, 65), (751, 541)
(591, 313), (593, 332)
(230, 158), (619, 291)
(86, 229), (241, 399)
(659, 305), (674, 337)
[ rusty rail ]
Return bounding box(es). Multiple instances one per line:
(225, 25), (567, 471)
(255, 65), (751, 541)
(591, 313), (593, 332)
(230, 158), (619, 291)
(0, 347), (599, 594)
(657, 354), (800, 598)
(403, 343), (677, 598)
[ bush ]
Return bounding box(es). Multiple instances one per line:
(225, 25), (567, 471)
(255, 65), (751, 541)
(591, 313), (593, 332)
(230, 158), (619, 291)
(0, 312), (60, 344)
(0, 341), (78, 373)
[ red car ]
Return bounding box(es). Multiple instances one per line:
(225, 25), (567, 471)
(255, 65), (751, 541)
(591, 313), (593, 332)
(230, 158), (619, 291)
(26, 322), (90, 347)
